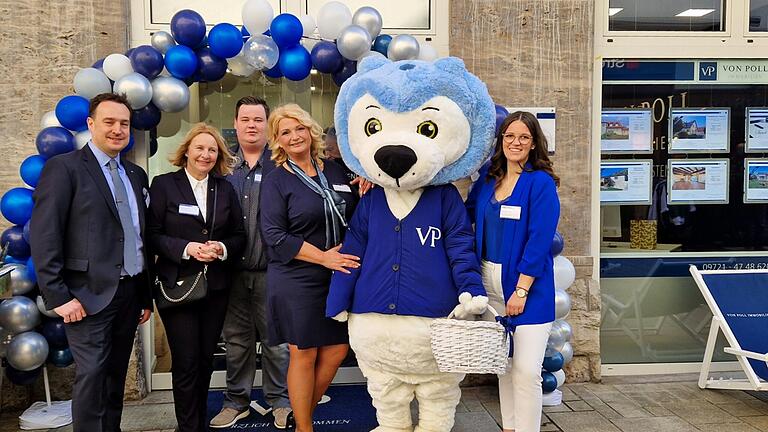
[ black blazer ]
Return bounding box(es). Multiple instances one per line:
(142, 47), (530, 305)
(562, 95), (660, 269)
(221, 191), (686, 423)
(147, 169), (245, 295)
(30, 145), (153, 314)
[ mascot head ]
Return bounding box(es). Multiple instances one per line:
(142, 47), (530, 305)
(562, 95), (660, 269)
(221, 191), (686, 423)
(334, 56), (496, 189)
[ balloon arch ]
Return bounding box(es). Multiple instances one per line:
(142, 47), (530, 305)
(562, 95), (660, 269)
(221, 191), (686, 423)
(0, 0), (574, 392)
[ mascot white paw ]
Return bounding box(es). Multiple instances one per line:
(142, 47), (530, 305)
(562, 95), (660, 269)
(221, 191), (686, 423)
(450, 292), (489, 320)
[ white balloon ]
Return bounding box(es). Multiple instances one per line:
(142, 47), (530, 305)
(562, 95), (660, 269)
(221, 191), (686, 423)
(299, 14), (316, 37)
(317, 1), (352, 40)
(102, 53), (134, 81)
(242, 0), (274, 35)
(417, 43), (439, 62)
(74, 130), (92, 150)
(228, 55), (257, 77)
(553, 369), (566, 388)
(74, 67), (113, 100)
(553, 255), (576, 290)
(40, 111), (61, 129)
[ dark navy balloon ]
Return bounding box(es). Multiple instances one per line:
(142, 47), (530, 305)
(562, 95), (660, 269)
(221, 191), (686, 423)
(129, 45), (165, 79)
(209, 23), (244, 59)
(42, 319), (68, 350)
(551, 232), (564, 256)
(1, 225), (30, 259)
(195, 47), (228, 82)
(495, 104), (510, 135)
(278, 45), (312, 81)
(543, 352), (564, 373)
(149, 137), (159, 157)
(1, 188), (33, 226)
(121, 134), (135, 155)
(55, 95), (90, 131)
(170, 9), (206, 48)
(19, 155), (46, 188)
(124, 47), (135, 58)
(92, 58), (105, 70)
(332, 60), (357, 86)
(48, 348), (74, 368)
(165, 45), (198, 79)
(131, 103), (161, 131)
(264, 64), (283, 79)
(241, 26), (251, 38)
(372, 34), (392, 56)
(5, 365), (41, 385)
(25, 256), (36, 284)
(541, 371), (557, 393)
(270, 13), (303, 48)
(36, 127), (75, 159)
(311, 41), (343, 74)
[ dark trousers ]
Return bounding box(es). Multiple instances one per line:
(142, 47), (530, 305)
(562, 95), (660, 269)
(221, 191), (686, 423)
(64, 276), (142, 432)
(160, 290), (229, 432)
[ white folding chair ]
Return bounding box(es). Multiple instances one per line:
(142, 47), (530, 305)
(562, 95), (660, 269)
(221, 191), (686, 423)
(689, 265), (768, 391)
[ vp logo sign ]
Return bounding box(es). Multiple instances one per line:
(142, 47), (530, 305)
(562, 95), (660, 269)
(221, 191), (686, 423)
(699, 62), (717, 81)
(416, 226), (442, 248)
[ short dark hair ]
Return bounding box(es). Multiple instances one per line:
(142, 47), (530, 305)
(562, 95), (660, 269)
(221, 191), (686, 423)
(235, 96), (270, 119)
(89, 93), (132, 117)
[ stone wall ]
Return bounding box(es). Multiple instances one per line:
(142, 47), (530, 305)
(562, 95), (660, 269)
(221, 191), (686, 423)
(0, 0), (139, 409)
(450, 0), (599, 382)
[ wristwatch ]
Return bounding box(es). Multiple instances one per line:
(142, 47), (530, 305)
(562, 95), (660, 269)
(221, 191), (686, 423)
(515, 287), (529, 298)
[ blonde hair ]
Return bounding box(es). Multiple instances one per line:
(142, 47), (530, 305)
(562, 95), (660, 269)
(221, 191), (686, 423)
(267, 104), (325, 166)
(170, 123), (236, 176)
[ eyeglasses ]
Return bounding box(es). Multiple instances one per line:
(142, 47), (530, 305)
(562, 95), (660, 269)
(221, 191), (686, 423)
(502, 134), (533, 146)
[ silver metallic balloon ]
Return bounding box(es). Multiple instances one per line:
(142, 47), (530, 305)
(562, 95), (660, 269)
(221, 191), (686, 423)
(0, 326), (12, 357)
(151, 76), (190, 113)
(243, 35), (279, 70)
(560, 341), (574, 364)
(352, 6), (383, 39)
(387, 34), (420, 61)
(337, 25), (372, 61)
(554, 289), (571, 320)
(546, 329), (566, 353)
(558, 320), (572, 342)
(151, 30), (176, 54)
(40, 110), (61, 129)
(0, 297), (41, 334)
(74, 67), (113, 100)
(36, 296), (59, 319)
(75, 130), (92, 150)
(7, 331), (49, 371)
(113, 72), (153, 110)
(2, 264), (34, 296)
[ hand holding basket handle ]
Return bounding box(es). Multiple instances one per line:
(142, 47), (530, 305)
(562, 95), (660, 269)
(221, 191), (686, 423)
(450, 292), (489, 319)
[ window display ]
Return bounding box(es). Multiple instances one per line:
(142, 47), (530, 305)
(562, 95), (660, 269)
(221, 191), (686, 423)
(667, 159), (729, 204)
(600, 160), (653, 205)
(668, 108), (730, 153)
(601, 109), (653, 153)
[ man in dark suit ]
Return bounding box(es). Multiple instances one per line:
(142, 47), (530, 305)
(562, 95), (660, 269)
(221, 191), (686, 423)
(30, 93), (152, 432)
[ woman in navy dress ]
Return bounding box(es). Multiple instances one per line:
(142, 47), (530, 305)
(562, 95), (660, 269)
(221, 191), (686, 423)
(260, 104), (359, 432)
(466, 111), (560, 432)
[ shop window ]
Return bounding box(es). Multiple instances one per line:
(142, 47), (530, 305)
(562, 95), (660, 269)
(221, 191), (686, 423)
(608, 0), (725, 32)
(751, 0), (768, 31)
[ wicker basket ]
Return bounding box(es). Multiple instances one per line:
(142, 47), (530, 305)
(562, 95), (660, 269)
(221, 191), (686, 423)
(430, 305), (509, 374)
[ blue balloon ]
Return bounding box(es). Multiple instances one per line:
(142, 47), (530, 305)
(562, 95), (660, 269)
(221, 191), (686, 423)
(495, 104), (510, 135)
(209, 23), (244, 59)
(131, 103), (161, 131)
(278, 45), (312, 81)
(1, 226), (30, 259)
(92, 58), (105, 71)
(1, 188), (34, 225)
(543, 352), (565, 373)
(120, 134), (135, 155)
(3, 255), (26, 265)
(311, 41), (343, 74)
(194, 35), (209, 50)
(25, 257), (36, 284)
(170, 9), (206, 48)
(551, 232), (564, 256)
(5, 365), (41, 385)
(19, 155), (46, 188)
(36, 127), (75, 159)
(195, 47), (228, 82)
(129, 45), (164, 79)
(48, 348), (74, 367)
(165, 45), (198, 79)
(270, 14), (303, 48)
(332, 60), (357, 86)
(55, 95), (90, 131)
(42, 319), (68, 350)
(372, 35), (392, 56)
(22, 221), (30, 243)
(542, 371), (558, 393)
(264, 64), (283, 79)
(241, 26), (251, 38)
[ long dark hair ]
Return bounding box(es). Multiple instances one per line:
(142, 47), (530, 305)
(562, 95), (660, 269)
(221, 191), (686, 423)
(487, 111), (559, 186)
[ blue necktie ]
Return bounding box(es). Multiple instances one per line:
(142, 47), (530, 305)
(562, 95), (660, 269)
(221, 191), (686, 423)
(107, 159), (139, 276)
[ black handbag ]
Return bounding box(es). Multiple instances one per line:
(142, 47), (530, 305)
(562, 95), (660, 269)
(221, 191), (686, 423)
(155, 182), (217, 309)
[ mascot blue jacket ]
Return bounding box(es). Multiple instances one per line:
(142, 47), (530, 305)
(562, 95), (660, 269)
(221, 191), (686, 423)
(327, 55), (496, 432)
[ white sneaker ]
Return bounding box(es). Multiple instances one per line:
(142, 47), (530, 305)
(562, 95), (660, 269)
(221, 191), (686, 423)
(273, 407), (294, 429)
(209, 407), (249, 428)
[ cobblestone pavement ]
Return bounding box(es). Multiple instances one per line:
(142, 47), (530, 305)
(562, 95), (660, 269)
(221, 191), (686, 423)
(2, 374), (768, 431)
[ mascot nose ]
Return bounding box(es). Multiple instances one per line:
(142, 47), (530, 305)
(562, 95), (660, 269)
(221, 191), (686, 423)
(374, 145), (418, 180)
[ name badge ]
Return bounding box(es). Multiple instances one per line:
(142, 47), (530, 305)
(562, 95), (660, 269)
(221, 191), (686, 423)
(500, 205), (521, 220)
(253, 173), (262, 182)
(178, 204), (200, 216)
(333, 184), (352, 193)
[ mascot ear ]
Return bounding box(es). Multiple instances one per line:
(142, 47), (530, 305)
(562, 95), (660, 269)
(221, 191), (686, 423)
(434, 57), (468, 76)
(358, 55), (391, 74)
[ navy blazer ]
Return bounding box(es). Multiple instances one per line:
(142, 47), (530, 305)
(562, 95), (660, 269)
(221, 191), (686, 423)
(30, 145), (153, 314)
(147, 169), (246, 295)
(466, 163), (560, 325)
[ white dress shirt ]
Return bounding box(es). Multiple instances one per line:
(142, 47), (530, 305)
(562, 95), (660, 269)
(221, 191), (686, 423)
(182, 168), (227, 261)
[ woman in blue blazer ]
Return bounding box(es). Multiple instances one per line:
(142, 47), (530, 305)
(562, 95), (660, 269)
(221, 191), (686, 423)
(466, 111), (560, 432)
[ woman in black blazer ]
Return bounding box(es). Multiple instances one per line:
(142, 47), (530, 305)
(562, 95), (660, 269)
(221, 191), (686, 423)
(147, 123), (246, 432)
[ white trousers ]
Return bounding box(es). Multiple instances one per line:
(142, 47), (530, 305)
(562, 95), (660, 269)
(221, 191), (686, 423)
(482, 261), (552, 432)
